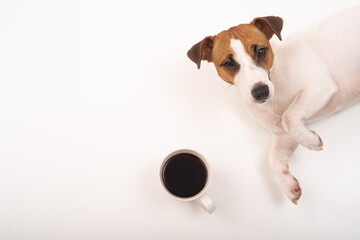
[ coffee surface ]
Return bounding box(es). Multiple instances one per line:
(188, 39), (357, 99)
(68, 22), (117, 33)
(162, 153), (207, 198)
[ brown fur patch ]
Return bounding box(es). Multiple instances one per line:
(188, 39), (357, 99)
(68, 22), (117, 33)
(210, 24), (274, 84)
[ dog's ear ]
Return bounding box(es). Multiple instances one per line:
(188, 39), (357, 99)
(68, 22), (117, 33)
(251, 16), (283, 41)
(187, 36), (215, 69)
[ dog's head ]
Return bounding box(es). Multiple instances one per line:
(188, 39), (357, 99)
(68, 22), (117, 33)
(187, 16), (283, 104)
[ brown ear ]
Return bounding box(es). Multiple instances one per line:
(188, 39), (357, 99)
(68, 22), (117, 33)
(251, 16), (283, 41)
(187, 36), (215, 69)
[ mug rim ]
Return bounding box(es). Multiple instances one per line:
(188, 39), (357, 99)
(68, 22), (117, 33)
(159, 149), (212, 201)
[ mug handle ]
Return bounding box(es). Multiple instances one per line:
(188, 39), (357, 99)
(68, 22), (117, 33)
(197, 193), (216, 213)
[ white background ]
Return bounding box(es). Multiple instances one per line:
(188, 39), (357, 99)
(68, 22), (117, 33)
(1, 0), (360, 239)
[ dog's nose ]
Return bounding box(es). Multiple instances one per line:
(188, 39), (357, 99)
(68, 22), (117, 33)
(251, 84), (269, 102)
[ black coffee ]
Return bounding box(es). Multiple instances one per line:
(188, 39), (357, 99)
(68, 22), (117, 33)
(162, 153), (207, 198)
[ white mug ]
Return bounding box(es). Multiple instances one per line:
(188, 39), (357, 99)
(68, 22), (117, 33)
(160, 149), (216, 213)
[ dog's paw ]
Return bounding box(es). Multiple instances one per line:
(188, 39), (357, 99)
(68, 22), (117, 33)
(297, 130), (323, 151)
(287, 177), (302, 204)
(280, 174), (302, 204)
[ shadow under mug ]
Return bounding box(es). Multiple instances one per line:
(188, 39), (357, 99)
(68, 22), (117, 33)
(160, 149), (216, 213)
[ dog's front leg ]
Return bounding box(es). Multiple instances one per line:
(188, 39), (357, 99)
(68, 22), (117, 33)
(270, 133), (301, 204)
(281, 83), (338, 150)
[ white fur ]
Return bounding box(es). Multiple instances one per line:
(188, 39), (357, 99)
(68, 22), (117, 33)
(233, 7), (360, 203)
(231, 39), (274, 103)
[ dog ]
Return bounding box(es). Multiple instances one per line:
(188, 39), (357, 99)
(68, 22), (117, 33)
(187, 6), (360, 204)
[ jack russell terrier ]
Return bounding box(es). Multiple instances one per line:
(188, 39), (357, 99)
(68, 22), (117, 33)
(187, 6), (360, 204)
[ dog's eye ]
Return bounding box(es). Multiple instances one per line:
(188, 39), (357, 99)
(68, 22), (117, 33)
(257, 48), (267, 58)
(220, 55), (239, 71)
(223, 60), (235, 67)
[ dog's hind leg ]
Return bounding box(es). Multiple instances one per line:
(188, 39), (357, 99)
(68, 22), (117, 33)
(270, 133), (301, 204)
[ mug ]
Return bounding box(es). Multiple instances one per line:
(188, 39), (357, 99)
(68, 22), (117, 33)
(160, 149), (216, 213)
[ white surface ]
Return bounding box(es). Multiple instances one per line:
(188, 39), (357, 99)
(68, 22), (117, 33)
(1, 0), (360, 239)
